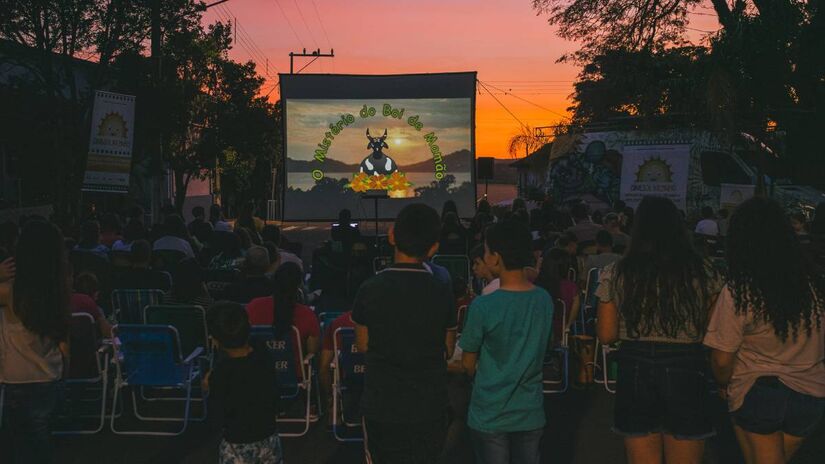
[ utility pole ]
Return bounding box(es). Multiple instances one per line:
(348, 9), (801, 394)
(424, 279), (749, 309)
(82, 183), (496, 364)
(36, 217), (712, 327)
(289, 48), (334, 74)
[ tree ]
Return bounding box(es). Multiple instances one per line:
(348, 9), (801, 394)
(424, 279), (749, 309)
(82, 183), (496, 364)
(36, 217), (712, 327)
(507, 125), (547, 158)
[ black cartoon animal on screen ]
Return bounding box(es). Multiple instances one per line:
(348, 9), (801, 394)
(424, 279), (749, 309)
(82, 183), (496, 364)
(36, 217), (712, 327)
(360, 129), (398, 176)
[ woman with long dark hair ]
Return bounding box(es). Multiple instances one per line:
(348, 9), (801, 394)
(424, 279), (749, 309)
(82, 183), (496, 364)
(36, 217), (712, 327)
(704, 197), (825, 464)
(246, 262), (319, 356)
(0, 220), (70, 463)
(596, 196), (721, 464)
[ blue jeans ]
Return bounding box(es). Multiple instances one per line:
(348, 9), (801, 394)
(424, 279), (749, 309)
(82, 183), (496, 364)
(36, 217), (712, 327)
(0, 382), (58, 464)
(470, 427), (543, 464)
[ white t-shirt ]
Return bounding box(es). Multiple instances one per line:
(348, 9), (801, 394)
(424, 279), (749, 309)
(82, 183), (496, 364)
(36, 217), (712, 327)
(695, 219), (720, 236)
(153, 235), (195, 258)
(481, 278), (500, 295)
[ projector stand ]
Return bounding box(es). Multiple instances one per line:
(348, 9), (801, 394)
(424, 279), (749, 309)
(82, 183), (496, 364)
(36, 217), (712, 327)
(362, 189), (389, 250)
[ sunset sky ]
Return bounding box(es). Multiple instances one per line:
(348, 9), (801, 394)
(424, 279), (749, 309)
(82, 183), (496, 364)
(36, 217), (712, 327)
(202, 0), (721, 159)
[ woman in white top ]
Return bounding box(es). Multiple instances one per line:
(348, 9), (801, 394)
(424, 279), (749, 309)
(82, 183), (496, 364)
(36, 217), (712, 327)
(0, 220), (69, 464)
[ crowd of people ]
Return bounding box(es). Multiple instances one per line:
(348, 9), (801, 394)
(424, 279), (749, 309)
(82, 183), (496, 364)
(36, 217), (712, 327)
(0, 194), (823, 464)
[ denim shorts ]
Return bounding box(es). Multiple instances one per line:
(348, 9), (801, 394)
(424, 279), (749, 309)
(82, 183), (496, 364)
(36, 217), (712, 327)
(613, 341), (714, 440)
(732, 376), (825, 438)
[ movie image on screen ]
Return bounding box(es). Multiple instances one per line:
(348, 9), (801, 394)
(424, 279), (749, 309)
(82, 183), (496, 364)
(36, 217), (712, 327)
(280, 74), (476, 221)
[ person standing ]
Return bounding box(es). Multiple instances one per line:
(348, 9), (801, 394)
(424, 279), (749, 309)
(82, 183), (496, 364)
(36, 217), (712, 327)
(0, 220), (70, 464)
(353, 204), (457, 463)
(704, 197), (825, 464)
(596, 196), (721, 464)
(460, 220), (553, 464)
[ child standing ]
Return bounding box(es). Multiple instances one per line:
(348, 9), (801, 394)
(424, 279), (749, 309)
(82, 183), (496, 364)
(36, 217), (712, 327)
(206, 301), (282, 464)
(460, 220), (554, 464)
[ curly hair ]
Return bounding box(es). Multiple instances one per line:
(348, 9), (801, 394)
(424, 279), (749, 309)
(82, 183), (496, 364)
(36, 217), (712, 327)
(726, 197), (824, 341)
(616, 197), (713, 339)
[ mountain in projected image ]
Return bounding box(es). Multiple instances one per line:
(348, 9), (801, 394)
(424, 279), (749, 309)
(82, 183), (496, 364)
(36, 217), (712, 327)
(286, 149), (472, 173)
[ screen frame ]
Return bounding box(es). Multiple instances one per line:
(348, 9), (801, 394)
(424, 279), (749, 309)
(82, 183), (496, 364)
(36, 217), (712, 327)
(278, 72), (477, 222)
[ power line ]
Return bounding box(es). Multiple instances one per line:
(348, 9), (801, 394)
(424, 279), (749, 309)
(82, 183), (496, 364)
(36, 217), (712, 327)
(480, 80), (571, 120)
(292, 0), (319, 50)
(272, 0), (304, 48)
(310, 0), (332, 48)
(218, 6), (271, 65)
(477, 80), (529, 131)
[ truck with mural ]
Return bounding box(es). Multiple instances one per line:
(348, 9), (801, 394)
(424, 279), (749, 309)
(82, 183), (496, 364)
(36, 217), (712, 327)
(543, 129), (824, 217)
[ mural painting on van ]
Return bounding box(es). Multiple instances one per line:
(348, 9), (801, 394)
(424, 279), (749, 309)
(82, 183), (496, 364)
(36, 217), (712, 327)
(547, 139), (622, 206)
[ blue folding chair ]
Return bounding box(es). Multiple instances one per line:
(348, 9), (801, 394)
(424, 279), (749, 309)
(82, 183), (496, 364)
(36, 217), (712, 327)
(544, 299), (570, 394)
(593, 338), (619, 394)
(111, 289), (164, 324)
(110, 324), (204, 436)
(574, 268), (600, 336)
(53, 313), (110, 434)
(332, 327), (365, 441)
(432, 254), (471, 286)
(250, 325), (314, 437)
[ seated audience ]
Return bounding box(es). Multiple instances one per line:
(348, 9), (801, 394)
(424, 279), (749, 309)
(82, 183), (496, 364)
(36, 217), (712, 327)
(205, 301), (282, 463)
(695, 206), (720, 236)
(440, 211), (468, 255)
(246, 262), (319, 356)
(73, 220), (109, 260)
(584, 230), (621, 272)
(261, 241), (281, 277)
(566, 203), (603, 243)
(163, 258), (214, 308)
(70, 271), (113, 338)
(536, 248), (581, 344)
(717, 208), (730, 236)
(153, 215), (195, 258)
(318, 310), (355, 421)
(112, 219), (146, 252)
(188, 206), (214, 246)
(460, 220), (553, 464)
(209, 204), (232, 232)
(261, 224), (303, 272)
(112, 239), (172, 292)
(224, 246), (274, 304)
(330, 209), (360, 250)
(603, 212), (630, 251)
(99, 213), (122, 248)
(705, 197), (825, 464)
(0, 220), (69, 464)
(208, 232), (245, 271)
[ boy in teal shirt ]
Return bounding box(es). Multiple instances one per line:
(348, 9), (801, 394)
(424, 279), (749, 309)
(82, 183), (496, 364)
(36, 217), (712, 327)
(460, 220), (554, 464)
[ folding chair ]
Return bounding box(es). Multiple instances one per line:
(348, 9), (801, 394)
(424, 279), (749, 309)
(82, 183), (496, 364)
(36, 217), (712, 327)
(142, 305), (210, 407)
(574, 268), (599, 336)
(544, 299), (569, 394)
(111, 289), (164, 324)
(332, 327), (365, 441)
(250, 325), (314, 437)
(456, 305), (468, 334)
(53, 313), (109, 434)
(319, 312), (344, 336)
(431, 254), (471, 287)
(110, 324), (204, 436)
(593, 338), (619, 394)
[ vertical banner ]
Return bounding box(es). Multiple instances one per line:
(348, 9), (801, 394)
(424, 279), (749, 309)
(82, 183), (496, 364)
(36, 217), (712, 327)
(620, 144), (690, 211)
(82, 90), (135, 193)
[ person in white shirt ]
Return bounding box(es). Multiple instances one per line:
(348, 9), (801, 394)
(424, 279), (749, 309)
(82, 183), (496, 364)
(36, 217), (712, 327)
(153, 215), (195, 258)
(695, 206), (720, 236)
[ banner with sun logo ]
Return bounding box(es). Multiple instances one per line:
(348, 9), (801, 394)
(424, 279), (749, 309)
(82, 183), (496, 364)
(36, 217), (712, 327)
(619, 144), (690, 210)
(82, 91), (136, 193)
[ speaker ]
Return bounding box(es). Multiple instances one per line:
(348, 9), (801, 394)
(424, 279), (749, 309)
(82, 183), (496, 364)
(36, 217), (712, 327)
(477, 157), (494, 180)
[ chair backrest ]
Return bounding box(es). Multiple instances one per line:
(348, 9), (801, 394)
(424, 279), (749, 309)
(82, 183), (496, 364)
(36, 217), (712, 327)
(584, 268), (600, 309)
(334, 327), (365, 388)
(249, 325), (303, 391)
(113, 324), (185, 386)
(431, 255), (471, 285)
(143, 305), (208, 358)
(152, 249), (187, 273)
(67, 313), (102, 380)
(456, 305), (468, 333)
(111, 289), (165, 324)
(319, 312), (343, 336)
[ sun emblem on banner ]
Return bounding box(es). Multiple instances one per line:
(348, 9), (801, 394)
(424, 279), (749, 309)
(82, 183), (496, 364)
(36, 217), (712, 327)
(98, 112), (128, 138)
(635, 157), (673, 182)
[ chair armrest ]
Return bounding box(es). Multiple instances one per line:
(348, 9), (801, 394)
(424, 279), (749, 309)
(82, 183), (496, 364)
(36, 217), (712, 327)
(303, 353), (316, 365)
(183, 346), (205, 364)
